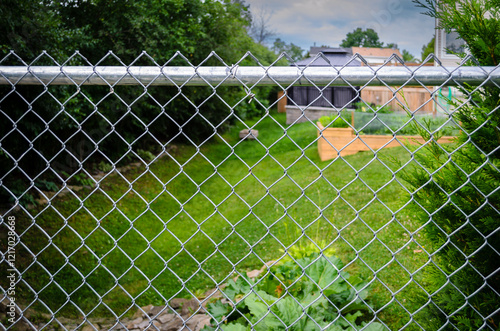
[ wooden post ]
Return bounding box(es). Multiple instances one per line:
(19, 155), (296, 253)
(277, 91), (287, 113)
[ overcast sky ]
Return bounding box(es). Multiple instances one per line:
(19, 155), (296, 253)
(244, 0), (435, 60)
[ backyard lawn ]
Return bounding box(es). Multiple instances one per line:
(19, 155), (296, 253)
(16, 111), (435, 329)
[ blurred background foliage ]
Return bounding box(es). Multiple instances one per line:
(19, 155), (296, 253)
(0, 0), (292, 206)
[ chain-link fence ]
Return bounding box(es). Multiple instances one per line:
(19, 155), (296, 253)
(0, 52), (499, 331)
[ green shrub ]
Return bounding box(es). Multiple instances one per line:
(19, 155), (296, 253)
(61, 171), (94, 187)
(400, 1), (500, 328)
(137, 149), (156, 163)
(353, 102), (392, 114)
(97, 161), (113, 172)
(35, 180), (59, 192)
(319, 115), (351, 128)
(399, 125), (499, 329)
(203, 249), (384, 330)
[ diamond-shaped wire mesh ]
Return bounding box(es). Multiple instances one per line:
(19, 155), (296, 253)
(0, 52), (499, 331)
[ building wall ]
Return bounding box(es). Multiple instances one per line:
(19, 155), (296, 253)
(287, 86), (359, 109)
(285, 106), (352, 125)
(434, 14), (466, 110)
(361, 57), (401, 66)
(351, 47), (402, 66)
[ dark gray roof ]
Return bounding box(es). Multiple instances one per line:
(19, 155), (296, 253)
(294, 47), (361, 67)
(309, 47), (352, 56)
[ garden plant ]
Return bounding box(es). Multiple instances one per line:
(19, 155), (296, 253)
(203, 247), (385, 330)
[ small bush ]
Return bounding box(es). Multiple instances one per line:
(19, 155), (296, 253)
(319, 115), (351, 128)
(203, 249), (383, 331)
(61, 171), (94, 187)
(137, 149), (156, 162)
(35, 180), (58, 192)
(97, 161), (113, 172)
(354, 102), (392, 114)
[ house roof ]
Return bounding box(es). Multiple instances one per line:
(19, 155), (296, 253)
(351, 47), (402, 59)
(309, 47), (352, 56)
(294, 48), (361, 67)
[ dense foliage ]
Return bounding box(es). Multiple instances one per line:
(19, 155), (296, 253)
(203, 250), (384, 330)
(421, 35), (435, 62)
(401, 1), (500, 329)
(319, 115), (351, 129)
(401, 49), (417, 62)
(340, 28), (384, 48)
(272, 38), (305, 62)
(0, 0), (280, 206)
(340, 28), (414, 62)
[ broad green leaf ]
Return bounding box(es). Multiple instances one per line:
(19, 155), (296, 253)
(254, 315), (285, 330)
(324, 282), (350, 299)
(244, 294), (271, 320)
(272, 296), (303, 329)
(224, 276), (253, 300)
(244, 294), (284, 330)
(345, 311), (363, 325)
(305, 256), (340, 289)
(255, 290), (279, 305)
(359, 322), (388, 331)
(208, 301), (231, 322)
(220, 323), (250, 331)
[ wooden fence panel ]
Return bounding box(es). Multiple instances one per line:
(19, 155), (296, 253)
(360, 86), (434, 113)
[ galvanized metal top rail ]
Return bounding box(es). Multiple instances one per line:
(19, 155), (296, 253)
(1, 66), (499, 87)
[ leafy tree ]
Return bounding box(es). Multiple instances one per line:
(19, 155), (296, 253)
(421, 35), (435, 62)
(0, 0), (279, 206)
(53, 0), (264, 65)
(385, 42), (398, 49)
(402, 49), (417, 62)
(272, 38), (304, 62)
(0, 0), (91, 60)
(399, 1), (500, 329)
(340, 28), (384, 48)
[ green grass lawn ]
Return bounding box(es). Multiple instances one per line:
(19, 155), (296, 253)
(15, 111), (435, 329)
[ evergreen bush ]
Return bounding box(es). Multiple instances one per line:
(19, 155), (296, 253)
(399, 1), (500, 328)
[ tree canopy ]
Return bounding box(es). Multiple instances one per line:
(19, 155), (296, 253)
(340, 28), (384, 48)
(0, 0), (282, 207)
(340, 27), (417, 62)
(402, 49), (417, 62)
(421, 35), (435, 62)
(272, 38), (304, 62)
(0, 0), (278, 66)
